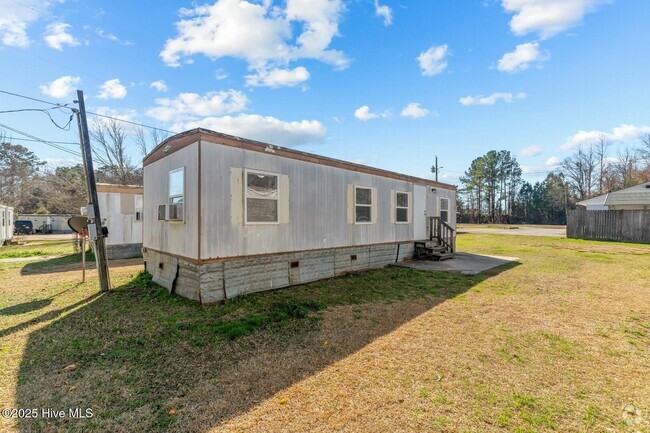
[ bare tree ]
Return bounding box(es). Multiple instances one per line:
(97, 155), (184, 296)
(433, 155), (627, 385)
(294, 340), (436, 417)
(559, 145), (597, 200)
(134, 125), (169, 160)
(613, 146), (639, 188)
(90, 118), (141, 185)
(594, 135), (610, 194)
(638, 134), (650, 167)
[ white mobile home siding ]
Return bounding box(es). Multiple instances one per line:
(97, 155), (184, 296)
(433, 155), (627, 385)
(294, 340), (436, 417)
(200, 140), (423, 259)
(1, 205), (14, 245)
(143, 142), (199, 259)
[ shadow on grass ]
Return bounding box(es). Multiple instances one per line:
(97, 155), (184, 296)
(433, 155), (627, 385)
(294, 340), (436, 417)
(0, 291), (101, 339)
(16, 261), (519, 432)
(19, 252), (94, 275)
(0, 290), (69, 317)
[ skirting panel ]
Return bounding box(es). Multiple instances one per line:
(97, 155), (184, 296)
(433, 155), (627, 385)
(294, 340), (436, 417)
(144, 242), (415, 304)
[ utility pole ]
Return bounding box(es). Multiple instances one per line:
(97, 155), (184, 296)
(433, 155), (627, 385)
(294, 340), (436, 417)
(74, 90), (111, 292)
(431, 155), (443, 182)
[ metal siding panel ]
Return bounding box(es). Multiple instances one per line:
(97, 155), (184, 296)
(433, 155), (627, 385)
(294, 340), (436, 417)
(143, 142), (199, 259)
(196, 141), (455, 259)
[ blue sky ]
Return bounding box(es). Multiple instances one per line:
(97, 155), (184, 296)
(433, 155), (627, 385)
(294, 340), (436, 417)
(1, 0), (649, 185)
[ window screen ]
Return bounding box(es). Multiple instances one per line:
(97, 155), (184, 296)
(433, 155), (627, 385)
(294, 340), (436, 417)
(355, 187), (372, 223)
(440, 197), (450, 223)
(396, 192), (409, 223)
(246, 171), (279, 223)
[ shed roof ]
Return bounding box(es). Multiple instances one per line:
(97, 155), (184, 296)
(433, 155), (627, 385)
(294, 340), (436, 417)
(96, 183), (144, 194)
(576, 195), (608, 207)
(144, 128), (456, 190)
(604, 182), (650, 206)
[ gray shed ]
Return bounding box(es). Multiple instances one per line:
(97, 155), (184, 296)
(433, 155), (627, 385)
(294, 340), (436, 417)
(143, 128), (457, 303)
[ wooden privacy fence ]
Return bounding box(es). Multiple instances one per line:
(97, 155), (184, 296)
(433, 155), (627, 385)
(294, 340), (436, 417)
(567, 209), (650, 243)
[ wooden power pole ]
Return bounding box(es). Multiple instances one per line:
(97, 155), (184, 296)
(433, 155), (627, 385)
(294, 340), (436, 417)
(74, 90), (111, 292)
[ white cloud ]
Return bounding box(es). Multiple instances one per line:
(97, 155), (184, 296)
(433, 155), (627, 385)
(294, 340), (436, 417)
(417, 44), (448, 76)
(150, 80), (168, 92)
(245, 66), (310, 88)
(400, 103), (429, 119)
(354, 105), (389, 121)
(215, 69), (229, 80)
(519, 145), (544, 157)
(0, 0), (53, 47)
(177, 114), (326, 147)
(44, 22), (80, 50)
(95, 28), (133, 46)
(39, 75), (81, 99)
(374, 0), (392, 26)
(98, 79), (128, 100)
(146, 90), (249, 122)
(160, 0), (348, 76)
(561, 124), (650, 151)
(497, 42), (547, 73)
(546, 156), (560, 166)
(502, 0), (609, 40)
(459, 92), (526, 106)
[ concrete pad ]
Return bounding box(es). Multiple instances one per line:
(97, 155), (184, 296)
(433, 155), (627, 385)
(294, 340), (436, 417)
(397, 252), (518, 275)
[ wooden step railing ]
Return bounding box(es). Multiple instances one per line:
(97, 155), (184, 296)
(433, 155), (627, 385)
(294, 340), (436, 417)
(429, 216), (455, 253)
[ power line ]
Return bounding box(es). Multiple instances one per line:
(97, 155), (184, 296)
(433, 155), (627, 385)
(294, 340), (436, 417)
(86, 110), (174, 134)
(0, 88), (175, 135)
(0, 89), (69, 107)
(3, 137), (79, 146)
(0, 121), (82, 157)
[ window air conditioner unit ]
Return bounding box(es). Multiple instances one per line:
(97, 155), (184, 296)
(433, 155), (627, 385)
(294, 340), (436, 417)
(167, 203), (184, 221)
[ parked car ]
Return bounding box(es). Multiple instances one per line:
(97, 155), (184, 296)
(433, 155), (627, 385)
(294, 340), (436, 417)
(14, 220), (34, 235)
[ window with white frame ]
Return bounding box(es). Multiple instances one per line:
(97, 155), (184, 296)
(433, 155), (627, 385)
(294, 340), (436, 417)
(245, 170), (279, 223)
(169, 168), (184, 205)
(355, 186), (372, 223)
(396, 192), (409, 223)
(168, 167), (185, 221)
(440, 197), (450, 223)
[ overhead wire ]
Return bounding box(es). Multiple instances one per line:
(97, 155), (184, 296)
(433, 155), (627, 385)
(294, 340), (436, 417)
(0, 121), (82, 157)
(0, 88), (174, 135)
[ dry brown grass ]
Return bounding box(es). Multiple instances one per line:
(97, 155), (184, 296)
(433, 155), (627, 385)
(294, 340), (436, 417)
(1, 234), (648, 432)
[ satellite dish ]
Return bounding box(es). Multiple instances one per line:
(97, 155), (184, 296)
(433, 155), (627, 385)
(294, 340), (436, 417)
(68, 216), (89, 233)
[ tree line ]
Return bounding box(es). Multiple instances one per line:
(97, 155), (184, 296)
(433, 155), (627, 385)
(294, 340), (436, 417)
(457, 135), (650, 224)
(0, 120), (165, 214)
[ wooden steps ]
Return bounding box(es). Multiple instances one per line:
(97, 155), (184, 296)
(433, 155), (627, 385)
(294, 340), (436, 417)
(414, 241), (454, 261)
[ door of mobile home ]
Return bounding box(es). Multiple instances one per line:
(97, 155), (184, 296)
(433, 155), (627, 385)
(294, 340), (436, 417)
(413, 185), (427, 240)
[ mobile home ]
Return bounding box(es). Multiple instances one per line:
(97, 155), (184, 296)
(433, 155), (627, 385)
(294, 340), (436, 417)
(1, 204), (14, 245)
(143, 128), (457, 303)
(96, 183), (144, 259)
(15, 214), (74, 233)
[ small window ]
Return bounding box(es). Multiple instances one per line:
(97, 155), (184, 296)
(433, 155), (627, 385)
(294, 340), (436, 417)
(440, 197), (450, 223)
(355, 186), (372, 223)
(169, 168), (184, 205)
(157, 204), (166, 221)
(245, 170), (279, 223)
(135, 211), (143, 221)
(396, 192), (409, 223)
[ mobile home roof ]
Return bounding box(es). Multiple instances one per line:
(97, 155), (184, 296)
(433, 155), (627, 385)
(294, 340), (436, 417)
(144, 128), (456, 191)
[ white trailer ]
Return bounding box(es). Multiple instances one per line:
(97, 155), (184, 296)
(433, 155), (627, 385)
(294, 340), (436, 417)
(1, 204), (14, 245)
(143, 128), (457, 303)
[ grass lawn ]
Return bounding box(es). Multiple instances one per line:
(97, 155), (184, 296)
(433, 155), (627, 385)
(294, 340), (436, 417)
(0, 234), (648, 432)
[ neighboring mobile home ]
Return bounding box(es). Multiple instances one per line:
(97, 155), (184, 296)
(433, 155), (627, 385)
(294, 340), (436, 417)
(143, 128), (457, 304)
(96, 183), (144, 259)
(1, 204), (14, 245)
(16, 214), (74, 233)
